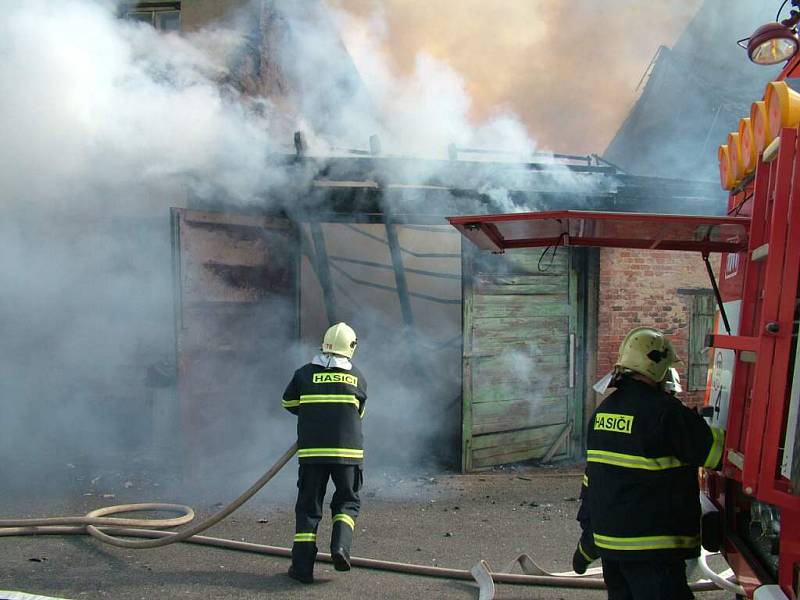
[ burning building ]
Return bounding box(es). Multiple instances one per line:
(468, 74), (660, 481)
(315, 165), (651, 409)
(1, 0), (755, 492)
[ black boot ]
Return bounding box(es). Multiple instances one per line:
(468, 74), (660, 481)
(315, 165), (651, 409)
(289, 542), (317, 584)
(330, 519), (354, 572)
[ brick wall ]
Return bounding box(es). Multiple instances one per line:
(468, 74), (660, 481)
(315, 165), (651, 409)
(597, 248), (713, 408)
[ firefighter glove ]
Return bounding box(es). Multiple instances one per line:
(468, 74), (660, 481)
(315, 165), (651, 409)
(572, 542), (597, 575)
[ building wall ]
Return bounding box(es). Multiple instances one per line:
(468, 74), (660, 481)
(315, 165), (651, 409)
(596, 248), (713, 408)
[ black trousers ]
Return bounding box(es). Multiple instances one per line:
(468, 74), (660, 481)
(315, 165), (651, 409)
(601, 558), (694, 600)
(291, 463), (362, 573)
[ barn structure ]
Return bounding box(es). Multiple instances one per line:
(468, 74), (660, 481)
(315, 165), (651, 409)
(172, 147), (723, 473)
(30, 0), (736, 479)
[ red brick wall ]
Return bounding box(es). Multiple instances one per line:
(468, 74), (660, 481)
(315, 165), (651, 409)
(597, 248), (712, 408)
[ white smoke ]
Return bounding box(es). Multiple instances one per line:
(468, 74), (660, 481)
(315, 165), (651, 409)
(0, 0), (604, 499)
(325, 3), (535, 158)
(0, 0), (288, 214)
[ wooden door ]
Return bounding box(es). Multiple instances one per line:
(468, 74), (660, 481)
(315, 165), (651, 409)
(462, 245), (580, 471)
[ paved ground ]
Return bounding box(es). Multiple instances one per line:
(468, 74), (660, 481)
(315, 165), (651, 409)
(0, 460), (733, 600)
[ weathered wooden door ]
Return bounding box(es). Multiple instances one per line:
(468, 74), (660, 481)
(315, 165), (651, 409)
(171, 209), (297, 478)
(462, 244), (581, 471)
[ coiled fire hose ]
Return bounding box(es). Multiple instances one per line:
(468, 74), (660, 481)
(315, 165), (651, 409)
(0, 443), (731, 595)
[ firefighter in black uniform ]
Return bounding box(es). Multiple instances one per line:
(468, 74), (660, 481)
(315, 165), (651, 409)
(282, 322), (367, 584)
(571, 326), (725, 600)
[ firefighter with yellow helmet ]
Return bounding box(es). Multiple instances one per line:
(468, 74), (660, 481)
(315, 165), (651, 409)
(281, 322), (367, 584)
(572, 327), (725, 600)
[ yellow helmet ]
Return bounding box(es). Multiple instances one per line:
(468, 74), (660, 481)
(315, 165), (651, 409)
(322, 322), (357, 358)
(615, 327), (681, 383)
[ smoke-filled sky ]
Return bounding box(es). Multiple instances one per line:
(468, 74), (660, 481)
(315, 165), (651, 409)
(330, 0), (704, 154)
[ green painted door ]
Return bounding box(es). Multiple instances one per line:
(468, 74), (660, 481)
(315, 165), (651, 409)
(462, 244), (581, 471)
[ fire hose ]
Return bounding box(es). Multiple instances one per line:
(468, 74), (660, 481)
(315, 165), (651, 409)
(0, 443), (737, 597)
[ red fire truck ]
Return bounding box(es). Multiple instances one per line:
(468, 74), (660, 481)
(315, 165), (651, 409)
(448, 32), (800, 600)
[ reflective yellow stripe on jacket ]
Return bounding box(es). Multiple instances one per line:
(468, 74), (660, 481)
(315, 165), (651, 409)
(593, 532), (700, 551)
(587, 449), (686, 471)
(703, 426), (725, 468)
(282, 399), (299, 408)
(298, 394), (360, 407)
(297, 448), (364, 459)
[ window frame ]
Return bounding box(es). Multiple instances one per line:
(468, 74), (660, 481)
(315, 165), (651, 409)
(121, 1), (181, 32)
(687, 291), (716, 392)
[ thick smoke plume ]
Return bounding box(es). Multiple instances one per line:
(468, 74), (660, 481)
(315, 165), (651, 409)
(0, 0), (721, 502)
(1, 0), (288, 499)
(0, 0), (549, 500)
(330, 0), (703, 155)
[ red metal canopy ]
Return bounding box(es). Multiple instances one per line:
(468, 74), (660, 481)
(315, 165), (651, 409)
(447, 210), (750, 253)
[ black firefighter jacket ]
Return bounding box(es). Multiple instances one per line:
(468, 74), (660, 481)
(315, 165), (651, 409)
(577, 376), (725, 562)
(282, 363), (367, 465)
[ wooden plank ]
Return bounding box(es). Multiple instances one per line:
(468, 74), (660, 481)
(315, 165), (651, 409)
(475, 275), (568, 286)
(471, 424), (563, 451)
(470, 423), (566, 465)
(567, 249), (579, 458)
(474, 293), (568, 310)
(475, 271), (568, 282)
(472, 445), (564, 469)
(309, 221), (339, 324)
(472, 384), (571, 407)
(470, 332), (567, 350)
(474, 250), (570, 276)
(472, 352), (568, 368)
(472, 300), (571, 318)
(472, 315), (569, 335)
(542, 422), (572, 464)
(473, 286), (568, 297)
(470, 356), (569, 393)
(472, 382), (570, 403)
(571, 248), (588, 458)
(472, 395), (566, 417)
(472, 396), (568, 434)
(461, 239), (475, 473)
(471, 336), (566, 353)
(470, 323), (568, 354)
(581, 249), (599, 451)
(475, 291), (569, 316)
(468, 343), (567, 359)
(471, 340), (566, 356)
(181, 209), (293, 230)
